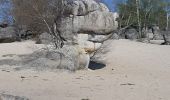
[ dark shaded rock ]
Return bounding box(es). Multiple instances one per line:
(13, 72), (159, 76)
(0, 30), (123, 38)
(162, 31), (170, 45)
(124, 29), (138, 40)
(0, 26), (19, 43)
(0, 23), (8, 28)
(0, 94), (29, 100)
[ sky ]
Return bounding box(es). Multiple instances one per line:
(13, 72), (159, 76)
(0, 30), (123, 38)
(0, 1), (11, 23)
(103, 0), (125, 11)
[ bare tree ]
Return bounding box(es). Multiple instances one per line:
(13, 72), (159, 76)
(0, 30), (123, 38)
(136, 0), (142, 38)
(12, 0), (66, 48)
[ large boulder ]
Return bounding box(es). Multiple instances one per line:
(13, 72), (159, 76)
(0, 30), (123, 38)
(35, 0), (118, 71)
(58, 0), (118, 43)
(59, 12), (118, 42)
(0, 26), (19, 43)
(23, 45), (90, 71)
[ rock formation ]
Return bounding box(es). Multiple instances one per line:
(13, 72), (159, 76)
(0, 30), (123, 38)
(36, 0), (118, 70)
(57, 0), (118, 53)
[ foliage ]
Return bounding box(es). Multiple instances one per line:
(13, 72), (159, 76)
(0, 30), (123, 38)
(117, 0), (170, 31)
(11, 0), (66, 48)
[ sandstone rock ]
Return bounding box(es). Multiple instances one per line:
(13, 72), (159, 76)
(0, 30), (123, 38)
(77, 34), (88, 41)
(77, 34), (103, 56)
(99, 3), (109, 12)
(78, 40), (101, 52)
(65, 0), (100, 16)
(125, 29), (138, 40)
(37, 32), (53, 44)
(23, 45), (90, 71)
(112, 33), (119, 40)
(88, 34), (113, 42)
(58, 0), (118, 43)
(61, 11), (117, 34)
(28, 0), (118, 71)
(0, 26), (19, 43)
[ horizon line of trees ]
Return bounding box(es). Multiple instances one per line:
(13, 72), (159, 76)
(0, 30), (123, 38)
(117, 0), (170, 38)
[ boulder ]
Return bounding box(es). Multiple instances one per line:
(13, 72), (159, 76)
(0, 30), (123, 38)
(162, 31), (170, 45)
(23, 45), (90, 71)
(152, 26), (163, 40)
(58, 0), (118, 43)
(77, 34), (102, 53)
(124, 28), (138, 40)
(88, 34), (113, 42)
(59, 11), (117, 42)
(32, 0), (118, 71)
(37, 32), (53, 44)
(0, 26), (19, 43)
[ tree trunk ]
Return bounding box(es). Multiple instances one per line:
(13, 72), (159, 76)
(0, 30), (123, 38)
(166, 13), (169, 31)
(136, 0), (142, 38)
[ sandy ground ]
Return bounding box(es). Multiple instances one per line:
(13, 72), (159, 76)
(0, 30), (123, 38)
(0, 39), (170, 100)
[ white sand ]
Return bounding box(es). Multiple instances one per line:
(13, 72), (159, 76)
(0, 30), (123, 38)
(0, 39), (170, 100)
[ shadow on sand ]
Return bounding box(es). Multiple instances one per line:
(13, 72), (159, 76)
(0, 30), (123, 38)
(88, 61), (106, 70)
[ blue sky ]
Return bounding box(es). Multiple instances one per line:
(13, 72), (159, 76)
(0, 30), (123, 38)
(0, 1), (11, 23)
(103, 0), (125, 11)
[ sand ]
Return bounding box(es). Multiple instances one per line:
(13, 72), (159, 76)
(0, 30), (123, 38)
(0, 39), (170, 100)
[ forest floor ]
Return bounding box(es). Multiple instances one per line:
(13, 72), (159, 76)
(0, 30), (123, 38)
(0, 39), (170, 100)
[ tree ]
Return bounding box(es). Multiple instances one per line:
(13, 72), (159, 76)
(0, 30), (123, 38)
(11, 0), (66, 48)
(136, 0), (142, 38)
(117, 0), (169, 38)
(161, 0), (170, 30)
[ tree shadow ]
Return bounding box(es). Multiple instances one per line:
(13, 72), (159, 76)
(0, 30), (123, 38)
(88, 61), (106, 70)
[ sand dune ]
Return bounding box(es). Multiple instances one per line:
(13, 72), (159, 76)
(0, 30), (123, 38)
(0, 39), (170, 100)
